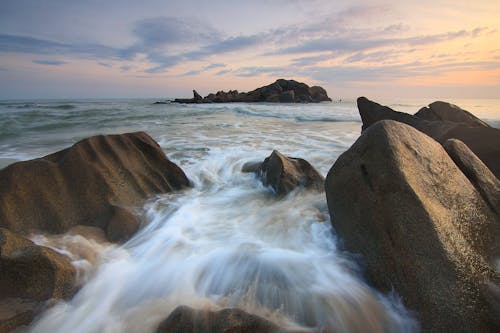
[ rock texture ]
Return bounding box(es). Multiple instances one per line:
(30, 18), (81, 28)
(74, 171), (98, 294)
(245, 150), (324, 195)
(0, 132), (190, 241)
(156, 306), (305, 333)
(0, 228), (76, 301)
(325, 120), (500, 332)
(1, 228), (76, 332)
(443, 139), (500, 216)
(172, 79), (332, 104)
(357, 97), (500, 178)
(415, 101), (490, 127)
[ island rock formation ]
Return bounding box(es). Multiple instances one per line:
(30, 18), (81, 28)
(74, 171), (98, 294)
(171, 79), (332, 104)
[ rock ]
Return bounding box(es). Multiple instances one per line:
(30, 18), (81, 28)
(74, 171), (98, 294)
(156, 306), (300, 333)
(105, 205), (141, 243)
(0, 228), (76, 301)
(443, 139), (500, 216)
(241, 161), (262, 173)
(0, 132), (190, 241)
(279, 90), (295, 103)
(415, 101), (490, 127)
(193, 90), (203, 102)
(325, 120), (500, 332)
(357, 97), (500, 178)
(173, 79), (332, 104)
(256, 150), (324, 195)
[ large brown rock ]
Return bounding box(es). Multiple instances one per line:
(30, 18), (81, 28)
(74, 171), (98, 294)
(415, 101), (490, 127)
(325, 120), (500, 332)
(0, 228), (76, 332)
(156, 306), (305, 333)
(0, 228), (76, 301)
(252, 150), (324, 195)
(444, 138), (500, 216)
(0, 132), (190, 241)
(357, 97), (500, 178)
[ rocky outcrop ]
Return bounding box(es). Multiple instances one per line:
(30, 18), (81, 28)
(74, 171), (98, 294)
(156, 306), (305, 333)
(443, 139), (500, 216)
(243, 150), (324, 195)
(357, 97), (500, 178)
(0, 132), (190, 242)
(415, 101), (490, 127)
(325, 120), (500, 332)
(172, 79), (332, 104)
(1, 228), (77, 331)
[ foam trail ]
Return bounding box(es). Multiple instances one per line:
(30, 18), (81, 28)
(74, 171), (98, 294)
(29, 149), (418, 333)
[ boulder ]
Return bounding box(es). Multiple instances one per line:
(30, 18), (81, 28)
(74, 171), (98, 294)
(0, 228), (76, 301)
(357, 97), (500, 178)
(415, 101), (490, 127)
(255, 150), (324, 195)
(0, 228), (76, 332)
(156, 306), (302, 333)
(0, 132), (190, 241)
(443, 139), (500, 216)
(325, 120), (500, 332)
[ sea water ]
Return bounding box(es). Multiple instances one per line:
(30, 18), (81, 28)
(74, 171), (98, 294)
(1, 98), (499, 332)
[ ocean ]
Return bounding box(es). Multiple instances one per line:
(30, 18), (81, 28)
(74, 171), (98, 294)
(1, 98), (499, 332)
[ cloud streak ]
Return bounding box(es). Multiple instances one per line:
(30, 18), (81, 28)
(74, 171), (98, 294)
(33, 59), (67, 65)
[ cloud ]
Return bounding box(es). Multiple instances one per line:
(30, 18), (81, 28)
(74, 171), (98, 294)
(132, 16), (221, 48)
(180, 69), (202, 76)
(215, 69), (232, 76)
(33, 59), (67, 65)
(204, 63), (226, 70)
(0, 34), (123, 59)
(120, 65), (133, 72)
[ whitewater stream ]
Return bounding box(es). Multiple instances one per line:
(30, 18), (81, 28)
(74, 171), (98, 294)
(4, 98), (498, 332)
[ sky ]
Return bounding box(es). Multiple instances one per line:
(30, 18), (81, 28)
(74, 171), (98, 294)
(0, 0), (499, 99)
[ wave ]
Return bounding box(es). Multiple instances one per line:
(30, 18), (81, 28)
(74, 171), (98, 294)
(232, 106), (359, 123)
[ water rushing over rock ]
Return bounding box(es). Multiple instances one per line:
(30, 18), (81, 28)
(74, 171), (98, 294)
(28, 148), (416, 333)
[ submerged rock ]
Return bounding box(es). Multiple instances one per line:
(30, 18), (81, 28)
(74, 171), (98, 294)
(325, 120), (500, 332)
(173, 79), (332, 104)
(0, 132), (190, 242)
(357, 97), (500, 178)
(156, 306), (304, 333)
(248, 150), (324, 195)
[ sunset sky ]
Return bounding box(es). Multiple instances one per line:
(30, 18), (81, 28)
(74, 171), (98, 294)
(0, 0), (499, 99)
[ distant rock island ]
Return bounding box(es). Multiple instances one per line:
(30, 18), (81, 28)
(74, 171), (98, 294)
(163, 79), (332, 104)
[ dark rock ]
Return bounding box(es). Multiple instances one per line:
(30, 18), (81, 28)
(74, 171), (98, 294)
(0, 132), (190, 241)
(279, 90), (295, 103)
(0, 228), (76, 301)
(256, 150), (324, 195)
(325, 120), (500, 332)
(443, 138), (500, 216)
(156, 306), (304, 333)
(241, 161), (262, 173)
(173, 79), (332, 104)
(357, 97), (500, 178)
(415, 101), (490, 127)
(193, 90), (203, 102)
